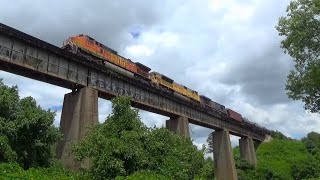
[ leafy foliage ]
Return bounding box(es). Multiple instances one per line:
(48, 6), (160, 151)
(72, 96), (209, 179)
(194, 157), (214, 180)
(206, 132), (213, 153)
(144, 128), (206, 179)
(0, 80), (61, 169)
(276, 0), (320, 112)
(270, 130), (289, 140)
(0, 162), (85, 180)
(72, 97), (149, 179)
(115, 170), (169, 180)
(2, 79), (320, 179)
(0, 135), (17, 162)
(236, 138), (320, 180)
(302, 131), (320, 155)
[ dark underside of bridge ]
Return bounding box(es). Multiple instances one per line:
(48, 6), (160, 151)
(0, 60), (183, 120)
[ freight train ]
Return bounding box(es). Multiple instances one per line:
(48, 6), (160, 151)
(62, 34), (269, 134)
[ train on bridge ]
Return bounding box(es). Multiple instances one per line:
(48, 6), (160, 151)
(62, 34), (269, 134)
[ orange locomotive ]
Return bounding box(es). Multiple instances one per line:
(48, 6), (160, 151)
(62, 34), (150, 79)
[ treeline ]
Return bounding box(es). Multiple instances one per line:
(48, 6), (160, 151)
(0, 80), (61, 169)
(235, 131), (320, 179)
(72, 97), (214, 179)
(0, 80), (214, 179)
(1, 80), (320, 179)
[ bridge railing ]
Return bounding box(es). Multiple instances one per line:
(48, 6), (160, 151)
(0, 34), (268, 141)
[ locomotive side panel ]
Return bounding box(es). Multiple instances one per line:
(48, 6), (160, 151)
(150, 72), (174, 90)
(189, 90), (200, 102)
(65, 35), (147, 77)
(173, 83), (187, 97)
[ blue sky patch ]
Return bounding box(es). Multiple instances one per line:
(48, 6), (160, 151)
(130, 26), (142, 39)
(50, 105), (62, 111)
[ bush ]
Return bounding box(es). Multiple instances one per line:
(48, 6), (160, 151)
(0, 162), (84, 180)
(73, 97), (208, 180)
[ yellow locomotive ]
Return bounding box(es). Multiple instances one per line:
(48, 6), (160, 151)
(150, 72), (200, 102)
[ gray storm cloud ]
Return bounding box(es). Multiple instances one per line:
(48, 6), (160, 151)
(220, 45), (293, 105)
(0, 0), (183, 49)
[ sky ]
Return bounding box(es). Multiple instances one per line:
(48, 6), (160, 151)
(1, 0), (320, 150)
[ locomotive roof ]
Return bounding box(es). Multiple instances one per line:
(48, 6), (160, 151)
(200, 95), (211, 101)
(150, 72), (174, 83)
(77, 34), (118, 55)
(135, 62), (151, 71)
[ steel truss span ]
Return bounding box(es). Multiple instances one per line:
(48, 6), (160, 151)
(0, 23), (267, 141)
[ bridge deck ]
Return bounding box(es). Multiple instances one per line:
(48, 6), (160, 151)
(0, 23), (267, 141)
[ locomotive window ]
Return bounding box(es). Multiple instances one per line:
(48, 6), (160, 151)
(88, 39), (93, 44)
(87, 36), (95, 44)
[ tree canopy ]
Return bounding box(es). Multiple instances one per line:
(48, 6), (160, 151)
(1, 79), (320, 179)
(72, 96), (213, 180)
(206, 132), (213, 153)
(0, 79), (61, 169)
(276, 0), (320, 112)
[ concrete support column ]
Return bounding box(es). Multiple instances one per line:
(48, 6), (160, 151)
(56, 87), (98, 170)
(166, 116), (189, 138)
(264, 134), (272, 142)
(239, 137), (257, 166)
(213, 130), (238, 180)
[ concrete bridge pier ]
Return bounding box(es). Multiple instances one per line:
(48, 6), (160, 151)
(166, 116), (190, 138)
(239, 137), (257, 166)
(56, 87), (98, 170)
(212, 129), (238, 180)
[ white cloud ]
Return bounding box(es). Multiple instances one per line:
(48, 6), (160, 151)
(125, 45), (154, 57)
(98, 98), (112, 123)
(0, 71), (69, 110)
(54, 110), (62, 127)
(139, 111), (167, 128)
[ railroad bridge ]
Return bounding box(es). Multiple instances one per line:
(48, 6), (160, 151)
(0, 23), (270, 180)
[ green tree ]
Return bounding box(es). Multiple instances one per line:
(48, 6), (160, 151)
(270, 130), (289, 140)
(115, 170), (169, 180)
(206, 132), (213, 153)
(0, 162), (85, 180)
(0, 80), (61, 169)
(73, 96), (207, 179)
(0, 135), (16, 162)
(144, 128), (205, 179)
(276, 0), (320, 112)
(291, 157), (320, 179)
(195, 157), (214, 180)
(73, 97), (149, 179)
(302, 131), (320, 156)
